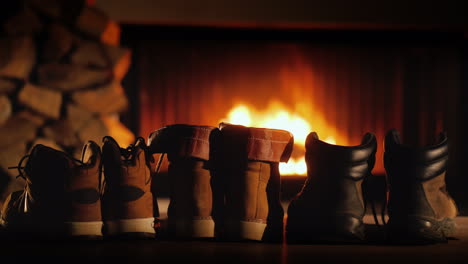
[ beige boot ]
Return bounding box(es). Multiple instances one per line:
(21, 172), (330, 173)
(148, 124), (217, 239)
(212, 123), (293, 242)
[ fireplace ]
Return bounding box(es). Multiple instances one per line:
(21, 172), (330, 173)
(119, 25), (467, 212)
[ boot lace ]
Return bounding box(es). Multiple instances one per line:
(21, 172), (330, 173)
(8, 154), (32, 213)
(364, 172), (388, 229)
(8, 149), (93, 213)
(101, 136), (159, 189)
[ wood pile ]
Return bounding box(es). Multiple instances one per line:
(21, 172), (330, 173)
(0, 0), (134, 196)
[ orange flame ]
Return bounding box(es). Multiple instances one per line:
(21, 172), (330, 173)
(221, 102), (338, 176)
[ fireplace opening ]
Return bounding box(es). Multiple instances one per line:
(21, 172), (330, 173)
(120, 25), (466, 213)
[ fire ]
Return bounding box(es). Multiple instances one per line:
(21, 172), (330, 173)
(221, 102), (337, 176)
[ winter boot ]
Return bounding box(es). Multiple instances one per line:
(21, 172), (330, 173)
(286, 132), (377, 243)
(64, 141), (103, 238)
(101, 136), (157, 238)
(148, 124), (217, 239)
(384, 129), (458, 244)
(212, 122), (294, 242)
(1, 142), (103, 239)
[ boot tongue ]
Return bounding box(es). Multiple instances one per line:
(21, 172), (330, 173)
(102, 136), (125, 185)
(127, 138), (147, 163)
(81, 141), (101, 166)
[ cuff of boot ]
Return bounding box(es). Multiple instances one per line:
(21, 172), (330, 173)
(218, 122), (294, 163)
(148, 124), (217, 161)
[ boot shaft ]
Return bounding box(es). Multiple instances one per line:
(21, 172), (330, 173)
(148, 124), (216, 220)
(214, 123), (293, 241)
(223, 161), (271, 222)
(303, 132), (376, 218)
(148, 124), (216, 238)
(167, 159), (212, 218)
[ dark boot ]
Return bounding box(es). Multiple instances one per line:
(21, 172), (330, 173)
(212, 123), (293, 242)
(286, 132), (377, 243)
(101, 136), (157, 238)
(148, 124), (217, 239)
(384, 129), (458, 244)
(1, 144), (68, 237)
(1, 142), (103, 238)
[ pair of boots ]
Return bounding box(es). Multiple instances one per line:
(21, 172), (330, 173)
(287, 129), (458, 244)
(1, 136), (157, 239)
(148, 123), (294, 241)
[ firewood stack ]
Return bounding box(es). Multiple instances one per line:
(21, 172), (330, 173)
(0, 0), (135, 198)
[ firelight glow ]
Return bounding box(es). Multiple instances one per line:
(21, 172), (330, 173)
(221, 103), (337, 176)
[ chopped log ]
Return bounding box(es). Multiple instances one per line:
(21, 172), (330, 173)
(70, 40), (108, 68)
(0, 142), (27, 178)
(43, 23), (75, 62)
(0, 95), (12, 125)
(72, 80), (128, 114)
(43, 120), (81, 147)
(75, 6), (120, 45)
(0, 78), (18, 94)
(106, 45), (131, 80)
(16, 110), (46, 127)
(66, 103), (94, 131)
(0, 114), (38, 148)
(37, 63), (111, 91)
(100, 20), (120, 46)
(18, 83), (62, 119)
(30, 138), (63, 152)
(0, 36), (36, 80)
(77, 116), (108, 144)
(102, 114), (135, 147)
(71, 41), (131, 80)
(3, 7), (43, 35)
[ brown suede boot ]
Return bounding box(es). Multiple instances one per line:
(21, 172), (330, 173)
(212, 123), (293, 242)
(1, 142), (103, 238)
(64, 141), (103, 238)
(286, 132), (377, 243)
(101, 136), (157, 238)
(384, 129), (458, 244)
(148, 124), (217, 239)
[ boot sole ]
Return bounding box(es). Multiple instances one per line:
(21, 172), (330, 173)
(104, 217), (156, 238)
(64, 221), (103, 238)
(224, 220), (267, 241)
(286, 214), (365, 244)
(386, 216), (457, 244)
(169, 218), (215, 238)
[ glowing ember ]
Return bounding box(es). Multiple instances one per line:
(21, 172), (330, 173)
(221, 102), (337, 176)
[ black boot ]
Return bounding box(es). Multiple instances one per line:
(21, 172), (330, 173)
(286, 132), (377, 243)
(384, 129), (458, 244)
